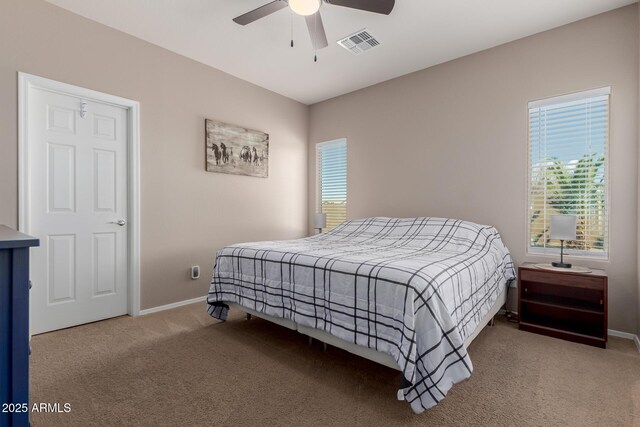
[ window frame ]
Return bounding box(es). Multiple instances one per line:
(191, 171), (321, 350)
(526, 87), (611, 260)
(316, 138), (347, 232)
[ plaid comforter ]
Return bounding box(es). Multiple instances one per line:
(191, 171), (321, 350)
(207, 217), (515, 413)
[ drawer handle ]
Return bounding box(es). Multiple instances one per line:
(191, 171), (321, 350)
(600, 299), (603, 305)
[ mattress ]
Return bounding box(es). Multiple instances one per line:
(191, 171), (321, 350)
(207, 217), (515, 413)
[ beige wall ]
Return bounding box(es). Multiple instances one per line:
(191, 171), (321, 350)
(0, 0), (309, 309)
(1, 1), (637, 333)
(309, 5), (639, 333)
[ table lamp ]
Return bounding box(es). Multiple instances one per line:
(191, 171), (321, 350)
(550, 214), (577, 268)
(314, 213), (327, 233)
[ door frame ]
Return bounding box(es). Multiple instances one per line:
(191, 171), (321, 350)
(17, 72), (142, 316)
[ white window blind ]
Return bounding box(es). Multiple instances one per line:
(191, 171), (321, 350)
(528, 87), (609, 258)
(316, 139), (347, 231)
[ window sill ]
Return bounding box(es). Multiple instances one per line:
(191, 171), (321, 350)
(526, 248), (609, 263)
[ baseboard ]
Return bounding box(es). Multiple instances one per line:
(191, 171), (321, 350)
(139, 295), (207, 315)
(138, 302), (640, 353)
(607, 329), (640, 353)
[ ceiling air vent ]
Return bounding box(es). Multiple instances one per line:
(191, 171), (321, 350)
(337, 29), (380, 55)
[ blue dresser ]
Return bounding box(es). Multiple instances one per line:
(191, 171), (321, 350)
(0, 226), (39, 427)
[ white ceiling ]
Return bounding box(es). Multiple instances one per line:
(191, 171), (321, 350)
(45, 0), (635, 105)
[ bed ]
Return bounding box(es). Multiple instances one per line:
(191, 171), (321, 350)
(207, 217), (515, 413)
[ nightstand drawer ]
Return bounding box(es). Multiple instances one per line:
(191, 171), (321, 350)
(520, 269), (604, 290)
(521, 281), (605, 308)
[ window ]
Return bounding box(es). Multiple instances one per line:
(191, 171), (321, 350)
(528, 87), (609, 258)
(316, 139), (347, 231)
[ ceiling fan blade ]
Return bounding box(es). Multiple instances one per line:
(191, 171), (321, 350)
(305, 12), (329, 50)
(233, 0), (288, 25)
(324, 0), (395, 15)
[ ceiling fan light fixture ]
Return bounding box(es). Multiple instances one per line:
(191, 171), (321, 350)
(289, 0), (321, 16)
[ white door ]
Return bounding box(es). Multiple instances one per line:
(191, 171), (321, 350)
(28, 88), (129, 334)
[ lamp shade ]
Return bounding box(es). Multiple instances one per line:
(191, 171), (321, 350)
(549, 215), (577, 241)
(289, 0), (321, 16)
(314, 213), (327, 229)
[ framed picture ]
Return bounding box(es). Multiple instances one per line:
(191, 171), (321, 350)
(205, 119), (269, 178)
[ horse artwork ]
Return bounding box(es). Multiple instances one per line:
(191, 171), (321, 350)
(220, 142), (229, 164)
(240, 146), (252, 163)
(211, 143), (221, 165)
(205, 119), (269, 178)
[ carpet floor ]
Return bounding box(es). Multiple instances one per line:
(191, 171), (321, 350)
(30, 302), (640, 426)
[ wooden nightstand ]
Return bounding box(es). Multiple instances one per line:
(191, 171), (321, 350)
(518, 263), (607, 348)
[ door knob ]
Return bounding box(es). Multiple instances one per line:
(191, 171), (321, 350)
(109, 219), (127, 226)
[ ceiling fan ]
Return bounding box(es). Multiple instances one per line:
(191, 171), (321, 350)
(233, 0), (395, 54)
